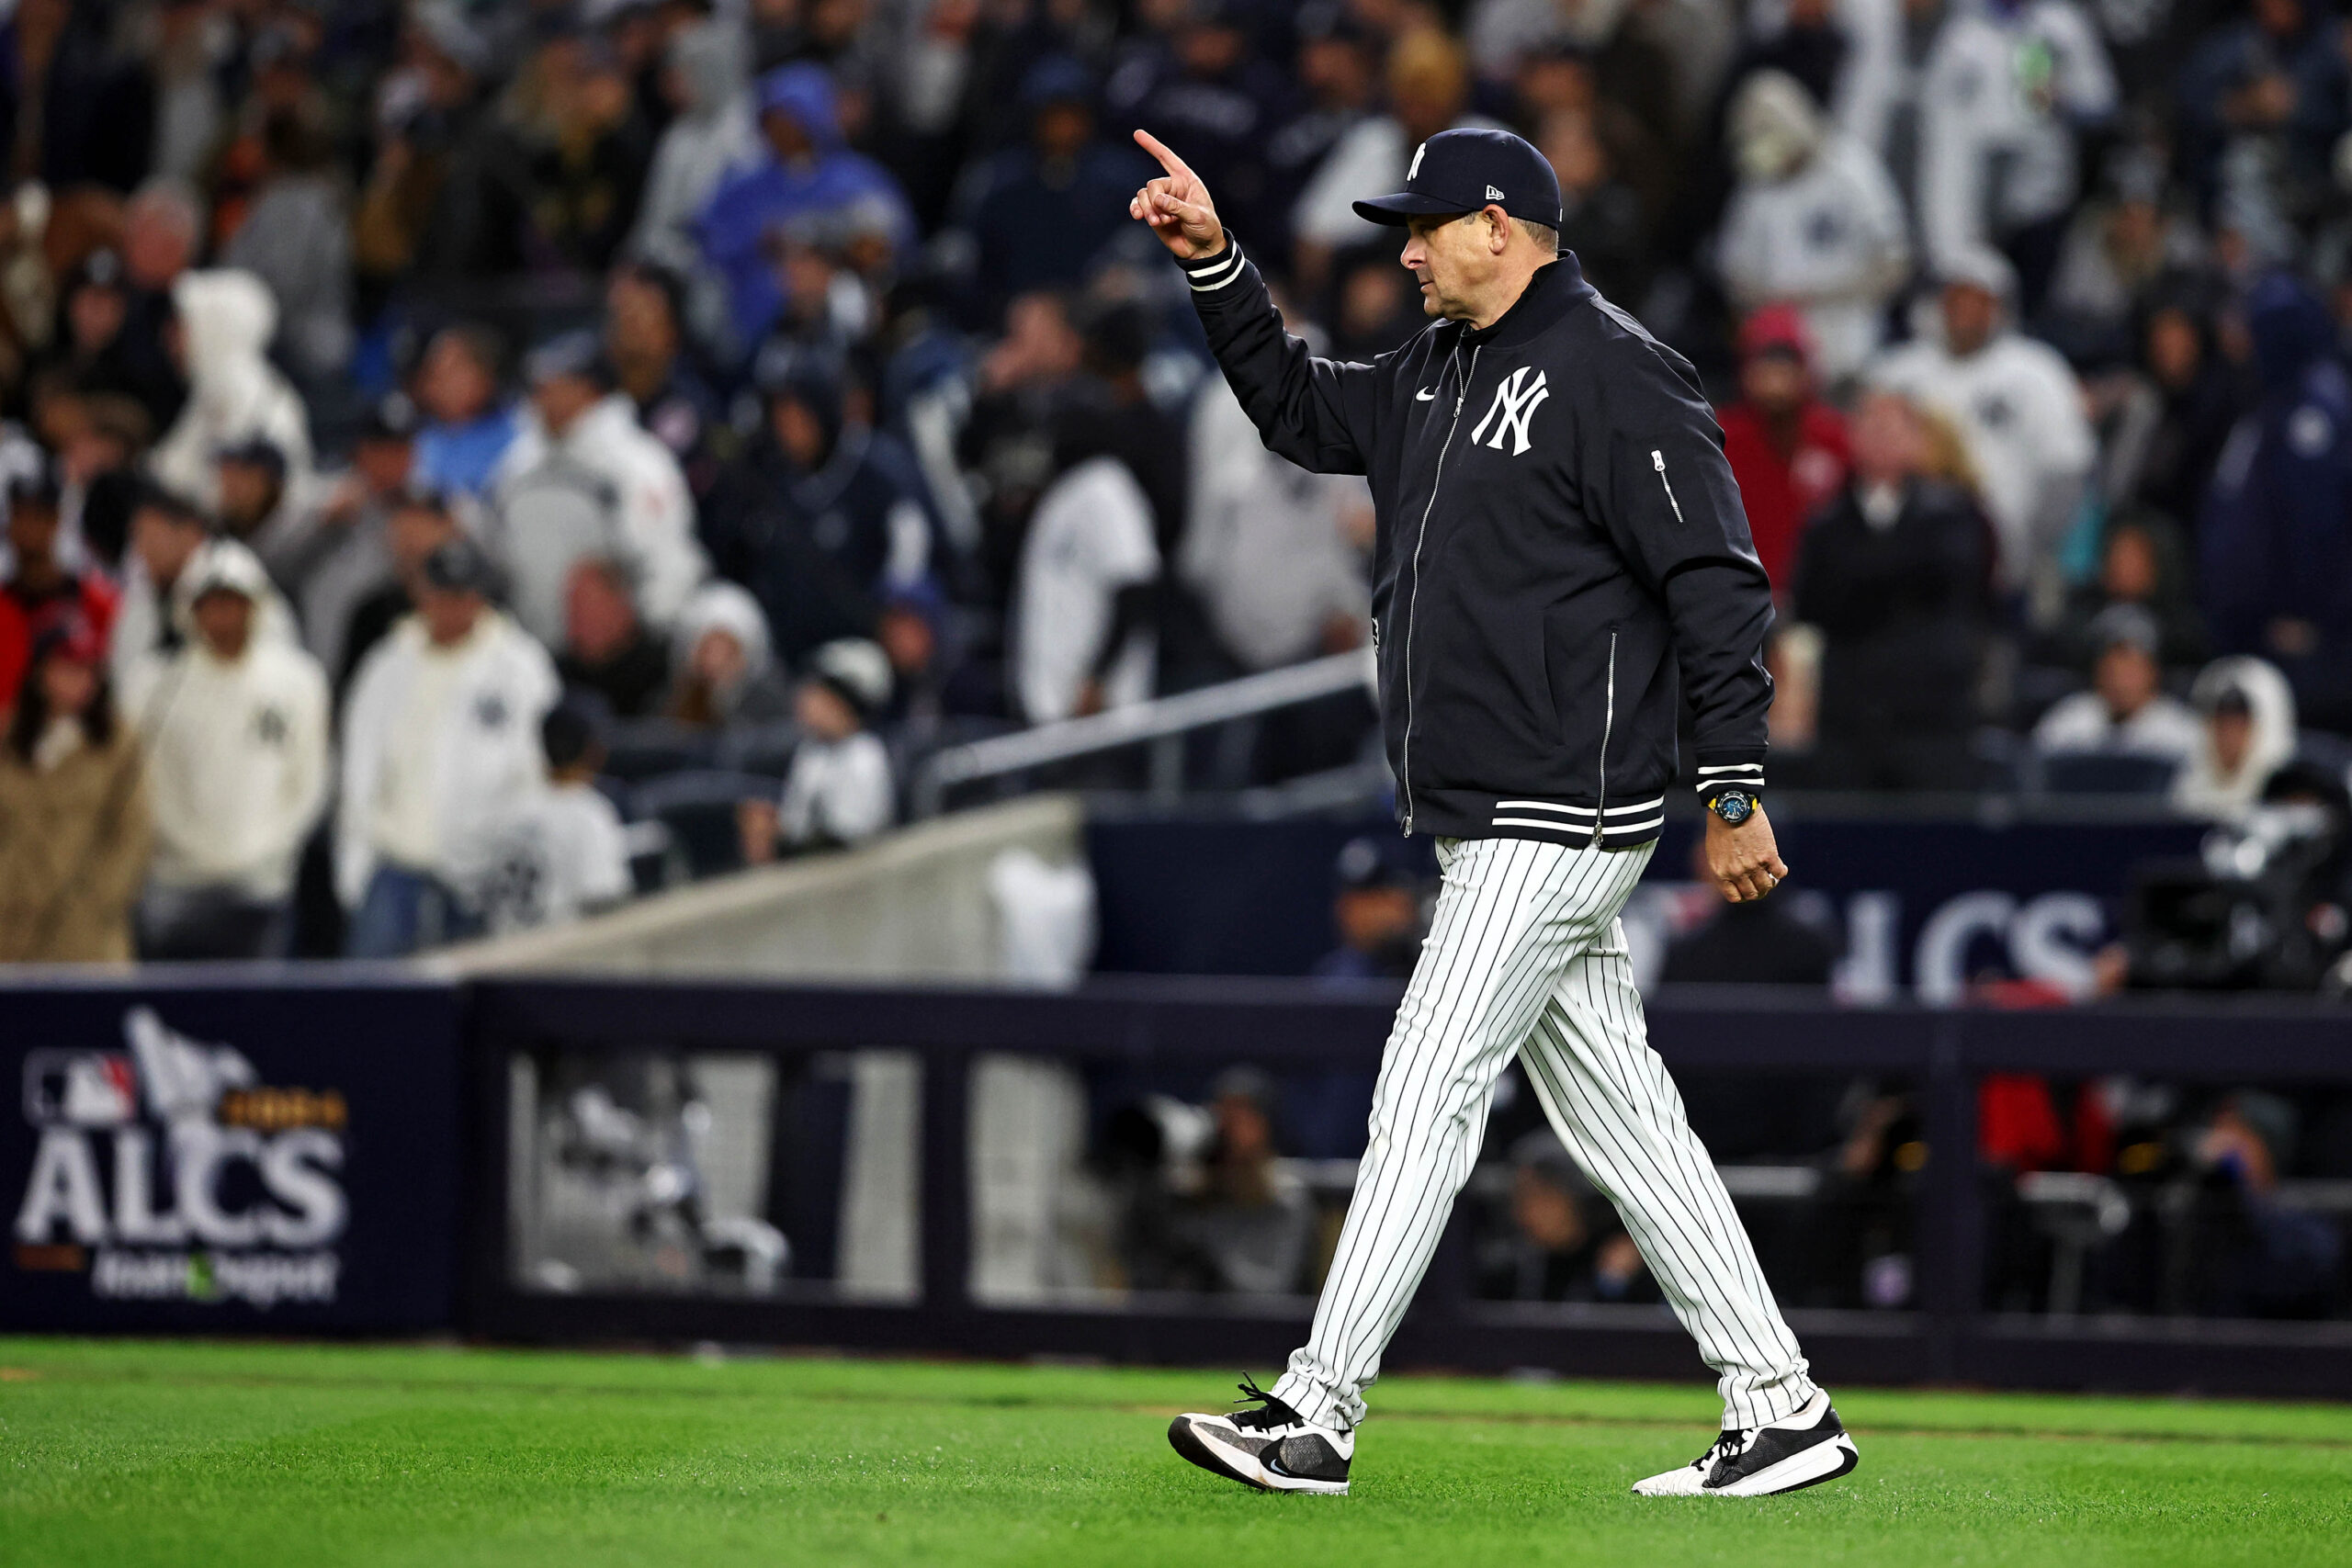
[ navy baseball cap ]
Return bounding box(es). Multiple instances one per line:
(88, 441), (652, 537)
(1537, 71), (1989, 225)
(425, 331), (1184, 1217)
(1352, 128), (1564, 228)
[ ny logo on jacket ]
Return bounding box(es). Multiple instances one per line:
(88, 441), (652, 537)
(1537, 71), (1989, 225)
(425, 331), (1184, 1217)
(1471, 366), (1549, 454)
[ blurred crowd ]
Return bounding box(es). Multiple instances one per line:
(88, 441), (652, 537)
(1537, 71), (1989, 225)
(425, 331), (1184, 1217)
(1, 0), (2351, 964)
(1090, 1050), (2351, 1318)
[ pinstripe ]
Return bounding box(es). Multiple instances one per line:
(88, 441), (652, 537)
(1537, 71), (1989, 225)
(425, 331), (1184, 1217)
(1271, 835), (1816, 1434)
(1537, 950), (1809, 1424)
(1522, 951), (1809, 1425)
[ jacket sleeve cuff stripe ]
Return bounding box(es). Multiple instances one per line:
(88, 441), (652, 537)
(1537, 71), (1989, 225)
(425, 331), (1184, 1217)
(1693, 756), (1767, 801)
(1180, 242), (1246, 292)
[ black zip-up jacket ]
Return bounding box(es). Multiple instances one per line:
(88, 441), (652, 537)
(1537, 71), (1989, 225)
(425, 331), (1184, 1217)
(1180, 241), (1775, 848)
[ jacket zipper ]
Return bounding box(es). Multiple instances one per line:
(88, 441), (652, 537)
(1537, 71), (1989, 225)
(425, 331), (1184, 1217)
(1651, 448), (1685, 524)
(1399, 343), (1477, 836)
(1592, 628), (1617, 849)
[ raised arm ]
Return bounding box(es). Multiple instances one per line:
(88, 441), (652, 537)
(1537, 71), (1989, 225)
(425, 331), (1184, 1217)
(1129, 130), (1382, 476)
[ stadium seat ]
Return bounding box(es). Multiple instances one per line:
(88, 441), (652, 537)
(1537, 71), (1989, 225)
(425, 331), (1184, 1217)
(714, 719), (802, 781)
(601, 718), (718, 784)
(627, 770), (777, 880)
(2037, 751), (2180, 795)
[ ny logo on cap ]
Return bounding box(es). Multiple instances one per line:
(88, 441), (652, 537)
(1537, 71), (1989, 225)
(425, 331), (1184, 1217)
(1408, 142), (1427, 180)
(1471, 367), (1550, 456)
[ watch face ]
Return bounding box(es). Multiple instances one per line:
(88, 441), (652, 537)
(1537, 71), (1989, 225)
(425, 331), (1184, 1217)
(1713, 790), (1754, 825)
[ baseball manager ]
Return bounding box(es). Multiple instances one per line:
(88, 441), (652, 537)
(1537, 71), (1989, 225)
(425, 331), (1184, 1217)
(1134, 125), (1860, 1500)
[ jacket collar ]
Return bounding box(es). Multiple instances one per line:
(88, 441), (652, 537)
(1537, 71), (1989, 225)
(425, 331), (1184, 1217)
(1454, 252), (1595, 351)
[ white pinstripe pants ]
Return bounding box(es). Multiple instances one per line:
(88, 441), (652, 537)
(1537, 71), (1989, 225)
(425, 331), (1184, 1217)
(1272, 834), (1818, 1432)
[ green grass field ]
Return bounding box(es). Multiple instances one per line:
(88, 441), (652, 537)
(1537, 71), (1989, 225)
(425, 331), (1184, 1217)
(5, 1339), (2350, 1568)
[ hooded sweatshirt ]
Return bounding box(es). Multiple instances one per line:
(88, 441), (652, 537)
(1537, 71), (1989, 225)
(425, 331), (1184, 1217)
(696, 65), (917, 350)
(2174, 655), (2299, 820)
(120, 631), (331, 900)
(2200, 275), (2352, 662)
(629, 20), (763, 272)
(149, 271), (314, 510)
(1715, 73), (1910, 384)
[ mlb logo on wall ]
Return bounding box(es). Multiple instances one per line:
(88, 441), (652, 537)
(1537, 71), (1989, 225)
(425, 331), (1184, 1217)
(13, 1008), (349, 1308)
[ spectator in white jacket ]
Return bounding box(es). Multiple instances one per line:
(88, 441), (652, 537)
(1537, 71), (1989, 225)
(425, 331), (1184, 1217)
(488, 330), (707, 649)
(477, 699), (633, 935)
(1715, 71), (1911, 386)
(2030, 604), (2202, 768)
(1868, 248), (2096, 620)
(121, 546), (329, 960)
(741, 638), (896, 861)
(1916, 0), (2116, 308)
(111, 486), (300, 687)
(1181, 366), (1371, 673)
(147, 270), (315, 513)
(339, 538), (560, 956)
(1012, 453), (1159, 724)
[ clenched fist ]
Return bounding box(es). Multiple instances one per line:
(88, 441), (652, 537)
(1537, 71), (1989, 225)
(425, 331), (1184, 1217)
(1127, 130), (1227, 261)
(1705, 803), (1790, 903)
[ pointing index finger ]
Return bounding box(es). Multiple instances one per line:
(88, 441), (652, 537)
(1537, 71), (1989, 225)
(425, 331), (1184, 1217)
(1133, 129), (1195, 183)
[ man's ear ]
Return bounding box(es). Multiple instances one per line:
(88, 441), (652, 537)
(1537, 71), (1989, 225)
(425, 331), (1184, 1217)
(1485, 206), (1511, 253)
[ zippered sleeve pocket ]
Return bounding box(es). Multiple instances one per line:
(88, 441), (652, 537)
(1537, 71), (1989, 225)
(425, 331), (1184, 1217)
(1650, 449), (1686, 525)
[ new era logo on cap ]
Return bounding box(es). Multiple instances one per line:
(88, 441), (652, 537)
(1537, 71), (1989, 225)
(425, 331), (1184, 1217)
(1351, 129), (1564, 229)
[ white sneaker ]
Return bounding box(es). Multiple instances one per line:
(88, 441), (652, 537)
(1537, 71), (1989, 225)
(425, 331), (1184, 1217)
(1169, 1378), (1354, 1495)
(1633, 1390), (1860, 1497)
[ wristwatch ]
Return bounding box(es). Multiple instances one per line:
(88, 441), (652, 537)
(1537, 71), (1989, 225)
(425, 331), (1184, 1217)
(1706, 787), (1760, 827)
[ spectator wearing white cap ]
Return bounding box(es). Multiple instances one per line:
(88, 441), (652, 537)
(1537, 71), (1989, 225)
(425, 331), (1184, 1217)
(121, 546), (330, 960)
(487, 328), (708, 647)
(338, 537), (560, 956)
(1867, 248), (2096, 621)
(2030, 604), (2202, 767)
(740, 637), (895, 860)
(1714, 70), (1910, 387)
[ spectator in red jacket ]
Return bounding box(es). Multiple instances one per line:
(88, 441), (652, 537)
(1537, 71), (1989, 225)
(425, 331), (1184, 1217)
(1719, 305), (1850, 601)
(0, 466), (119, 715)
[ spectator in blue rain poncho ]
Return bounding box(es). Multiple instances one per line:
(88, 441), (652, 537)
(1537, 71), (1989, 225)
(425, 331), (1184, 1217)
(695, 65), (916, 353)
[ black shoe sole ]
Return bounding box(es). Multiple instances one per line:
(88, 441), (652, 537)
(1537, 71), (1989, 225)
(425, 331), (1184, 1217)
(1169, 1416), (1272, 1493)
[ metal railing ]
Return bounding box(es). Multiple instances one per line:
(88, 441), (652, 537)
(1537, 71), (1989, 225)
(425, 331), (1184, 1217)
(911, 650), (1375, 817)
(463, 979), (2352, 1397)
